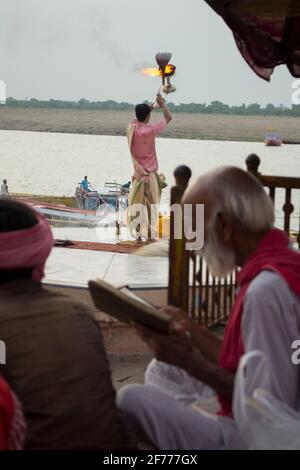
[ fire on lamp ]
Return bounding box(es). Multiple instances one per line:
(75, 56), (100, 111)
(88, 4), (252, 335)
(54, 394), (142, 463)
(141, 52), (176, 103)
(141, 64), (176, 78)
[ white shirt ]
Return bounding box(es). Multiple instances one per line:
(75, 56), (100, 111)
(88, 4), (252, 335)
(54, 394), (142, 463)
(242, 270), (300, 410)
(0, 183), (8, 195)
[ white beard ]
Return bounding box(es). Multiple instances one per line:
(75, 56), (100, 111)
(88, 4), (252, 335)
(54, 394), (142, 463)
(203, 228), (237, 278)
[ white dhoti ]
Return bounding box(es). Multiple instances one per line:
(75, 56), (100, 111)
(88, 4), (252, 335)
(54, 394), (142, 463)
(117, 383), (243, 450)
(127, 173), (161, 239)
(117, 360), (243, 450)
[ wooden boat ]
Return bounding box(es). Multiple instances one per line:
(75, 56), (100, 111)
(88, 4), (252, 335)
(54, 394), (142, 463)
(11, 193), (76, 207)
(32, 203), (110, 228)
(12, 181), (129, 228)
(75, 182), (129, 212)
(12, 182), (129, 209)
(12, 185), (170, 236)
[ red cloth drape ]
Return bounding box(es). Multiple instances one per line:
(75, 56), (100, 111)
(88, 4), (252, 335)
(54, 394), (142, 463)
(205, 0), (300, 80)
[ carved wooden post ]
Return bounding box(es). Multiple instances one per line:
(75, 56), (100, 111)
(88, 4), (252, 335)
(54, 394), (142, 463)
(246, 152), (277, 205)
(168, 166), (192, 312)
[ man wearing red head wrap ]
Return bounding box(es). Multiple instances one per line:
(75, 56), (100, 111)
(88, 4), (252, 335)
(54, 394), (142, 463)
(0, 199), (53, 282)
(0, 199), (129, 449)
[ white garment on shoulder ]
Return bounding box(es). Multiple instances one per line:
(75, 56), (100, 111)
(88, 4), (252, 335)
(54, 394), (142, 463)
(0, 183), (8, 195)
(242, 270), (300, 410)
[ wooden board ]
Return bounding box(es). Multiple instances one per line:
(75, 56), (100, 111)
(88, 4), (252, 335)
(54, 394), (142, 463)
(88, 279), (170, 333)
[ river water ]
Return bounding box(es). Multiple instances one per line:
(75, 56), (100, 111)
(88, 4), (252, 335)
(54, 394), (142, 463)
(0, 129), (299, 230)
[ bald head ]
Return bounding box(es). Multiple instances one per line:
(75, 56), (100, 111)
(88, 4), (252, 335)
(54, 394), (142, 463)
(182, 166), (274, 234)
(182, 167), (274, 276)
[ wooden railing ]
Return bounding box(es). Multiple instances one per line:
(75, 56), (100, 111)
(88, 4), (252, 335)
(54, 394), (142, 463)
(246, 153), (300, 248)
(168, 156), (300, 327)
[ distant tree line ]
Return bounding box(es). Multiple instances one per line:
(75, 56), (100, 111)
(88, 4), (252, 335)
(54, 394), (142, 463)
(3, 97), (300, 116)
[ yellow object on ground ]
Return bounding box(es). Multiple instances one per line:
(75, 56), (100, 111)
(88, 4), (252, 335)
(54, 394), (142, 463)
(157, 214), (170, 239)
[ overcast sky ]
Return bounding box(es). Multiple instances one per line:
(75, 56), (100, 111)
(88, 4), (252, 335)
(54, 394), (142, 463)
(0, 0), (296, 106)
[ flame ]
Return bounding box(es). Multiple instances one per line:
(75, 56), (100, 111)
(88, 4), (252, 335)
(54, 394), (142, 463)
(141, 64), (175, 77)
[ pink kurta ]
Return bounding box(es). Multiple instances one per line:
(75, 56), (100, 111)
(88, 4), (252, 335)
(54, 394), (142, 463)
(130, 119), (167, 173)
(126, 118), (167, 238)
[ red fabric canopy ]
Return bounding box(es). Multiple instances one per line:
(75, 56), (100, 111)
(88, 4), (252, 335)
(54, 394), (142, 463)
(205, 0), (300, 80)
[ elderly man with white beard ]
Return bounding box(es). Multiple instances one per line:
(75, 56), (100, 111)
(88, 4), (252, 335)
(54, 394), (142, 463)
(117, 166), (300, 450)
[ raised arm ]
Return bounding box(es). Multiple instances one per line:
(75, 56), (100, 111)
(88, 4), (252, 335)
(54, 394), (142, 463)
(156, 94), (172, 124)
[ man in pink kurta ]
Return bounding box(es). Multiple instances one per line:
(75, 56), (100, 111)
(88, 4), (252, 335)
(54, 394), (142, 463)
(127, 95), (172, 240)
(131, 118), (167, 178)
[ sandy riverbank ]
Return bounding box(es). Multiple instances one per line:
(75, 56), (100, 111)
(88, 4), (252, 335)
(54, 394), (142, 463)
(1, 106), (300, 142)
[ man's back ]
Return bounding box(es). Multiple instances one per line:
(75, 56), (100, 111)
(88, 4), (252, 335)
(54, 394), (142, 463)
(0, 280), (126, 449)
(81, 179), (89, 190)
(131, 119), (167, 172)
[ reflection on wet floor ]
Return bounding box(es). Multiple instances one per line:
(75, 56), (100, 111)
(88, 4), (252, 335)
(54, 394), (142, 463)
(45, 248), (168, 289)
